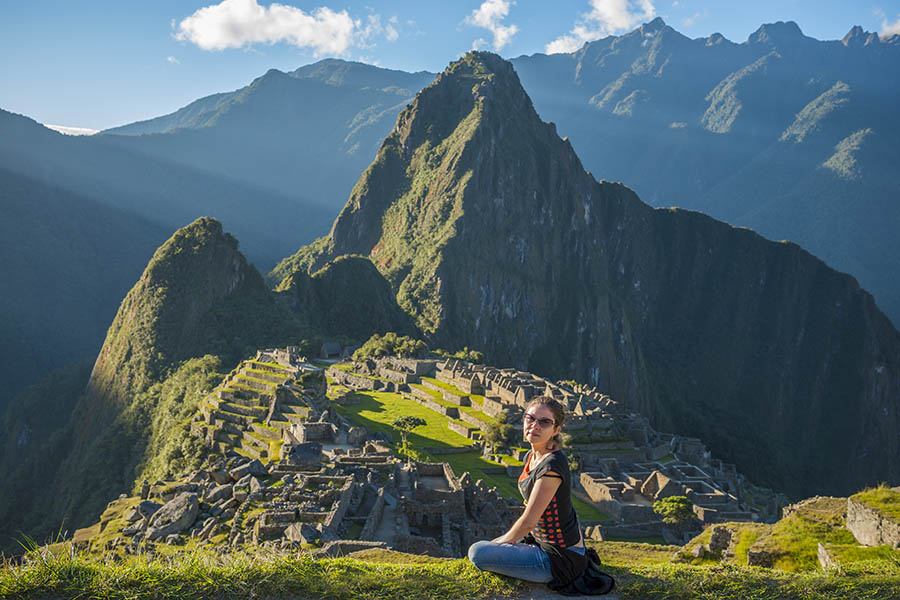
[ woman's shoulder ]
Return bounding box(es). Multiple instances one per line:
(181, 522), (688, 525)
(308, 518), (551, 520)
(548, 449), (569, 472)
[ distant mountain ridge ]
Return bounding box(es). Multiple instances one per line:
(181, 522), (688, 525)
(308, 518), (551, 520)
(101, 60), (435, 208)
(91, 20), (900, 326)
(511, 18), (900, 325)
(0, 107), (333, 405)
(278, 51), (900, 499)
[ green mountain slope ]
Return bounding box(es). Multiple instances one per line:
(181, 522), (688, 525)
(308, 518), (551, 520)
(276, 51), (900, 499)
(0, 166), (168, 412)
(0, 217), (411, 552)
(0, 218), (302, 552)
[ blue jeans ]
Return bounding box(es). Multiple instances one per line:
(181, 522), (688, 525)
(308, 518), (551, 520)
(467, 541), (585, 583)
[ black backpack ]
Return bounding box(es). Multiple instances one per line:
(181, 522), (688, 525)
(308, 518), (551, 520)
(549, 547), (616, 596)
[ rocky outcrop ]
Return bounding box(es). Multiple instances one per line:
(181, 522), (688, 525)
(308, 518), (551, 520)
(847, 496), (900, 547)
(279, 51), (900, 498)
(146, 492), (199, 541)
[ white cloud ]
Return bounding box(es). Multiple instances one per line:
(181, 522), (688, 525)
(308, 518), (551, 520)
(44, 124), (99, 136)
(546, 0), (656, 54)
(358, 14), (399, 48)
(681, 9), (708, 28)
(166, 55), (180, 64)
(175, 0), (396, 54)
(882, 13), (900, 36)
(465, 0), (519, 51)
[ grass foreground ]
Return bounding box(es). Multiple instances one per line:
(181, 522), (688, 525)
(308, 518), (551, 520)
(3, 542), (900, 600)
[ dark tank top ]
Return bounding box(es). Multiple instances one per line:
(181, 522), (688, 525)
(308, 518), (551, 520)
(517, 449), (581, 548)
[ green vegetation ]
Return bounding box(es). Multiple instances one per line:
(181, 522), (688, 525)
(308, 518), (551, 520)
(573, 497), (612, 522)
(761, 513), (858, 572)
(851, 485), (900, 521)
(352, 332), (428, 360)
(433, 347), (485, 364)
(5, 541), (900, 600)
(0, 546), (520, 600)
(332, 391), (472, 449)
(137, 355), (226, 484)
(483, 420), (513, 453)
(732, 524), (768, 566)
(393, 416), (427, 465)
(653, 496), (696, 525)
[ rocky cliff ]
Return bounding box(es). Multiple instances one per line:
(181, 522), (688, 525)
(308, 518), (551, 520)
(276, 52), (900, 497)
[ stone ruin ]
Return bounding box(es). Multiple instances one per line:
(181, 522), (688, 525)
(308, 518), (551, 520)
(328, 356), (788, 536)
(89, 447), (519, 559)
(190, 348), (325, 461)
(79, 350), (790, 556)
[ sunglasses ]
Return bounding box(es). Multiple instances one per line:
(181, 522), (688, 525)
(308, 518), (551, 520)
(523, 413), (556, 428)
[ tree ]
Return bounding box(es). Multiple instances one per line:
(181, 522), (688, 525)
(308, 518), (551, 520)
(392, 416), (427, 466)
(653, 495), (696, 525)
(483, 421), (513, 454)
(353, 332), (427, 361)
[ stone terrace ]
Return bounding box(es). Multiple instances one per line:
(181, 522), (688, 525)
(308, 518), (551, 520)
(191, 347), (322, 461)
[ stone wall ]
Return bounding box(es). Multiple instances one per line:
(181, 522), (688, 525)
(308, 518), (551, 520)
(323, 478), (355, 537)
(360, 490), (386, 541)
(292, 422), (334, 443)
(327, 367), (379, 390)
(379, 367), (416, 384)
(313, 540), (388, 558)
(458, 410), (492, 431)
(441, 390), (470, 406)
(847, 497), (900, 547)
(481, 396), (505, 420)
(447, 421), (473, 439)
(392, 359), (436, 376)
(404, 390), (459, 419)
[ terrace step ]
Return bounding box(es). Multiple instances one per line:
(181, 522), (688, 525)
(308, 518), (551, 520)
(203, 405), (254, 427)
(279, 403), (310, 415)
(249, 361), (293, 376)
(218, 389), (267, 409)
(233, 374), (279, 392)
(226, 383), (273, 401)
(241, 368), (291, 385)
(267, 419), (293, 432)
(214, 429), (242, 446)
(216, 400), (267, 420)
(240, 436), (269, 460)
(251, 422), (282, 441)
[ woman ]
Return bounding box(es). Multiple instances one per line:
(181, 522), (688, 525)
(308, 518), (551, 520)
(468, 396), (614, 594)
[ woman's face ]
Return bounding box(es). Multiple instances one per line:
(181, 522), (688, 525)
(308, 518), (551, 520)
(523, 403), (561, 446)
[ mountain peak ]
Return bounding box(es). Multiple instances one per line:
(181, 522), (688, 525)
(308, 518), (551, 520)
(748, 20), (806, 46)
(842, 25), (880, 47)
(641, 17), (667, 32)
(88, 217), (263, 406)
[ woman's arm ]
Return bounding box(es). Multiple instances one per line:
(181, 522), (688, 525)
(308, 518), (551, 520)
(491, 472), (562, 544)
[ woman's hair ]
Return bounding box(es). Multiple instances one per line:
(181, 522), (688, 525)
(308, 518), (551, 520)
(525, 395), (566, 450)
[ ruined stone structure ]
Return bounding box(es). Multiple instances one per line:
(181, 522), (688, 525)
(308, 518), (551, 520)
(847, 492), (900, 548)
(87, 351), (788, 558)
(190, 350), (322, 460)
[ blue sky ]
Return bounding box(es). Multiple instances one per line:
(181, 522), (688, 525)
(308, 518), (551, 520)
(2, 0), (899, 130)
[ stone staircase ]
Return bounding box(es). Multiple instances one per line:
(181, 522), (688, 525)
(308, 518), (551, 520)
(192, 358), (321, 463)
